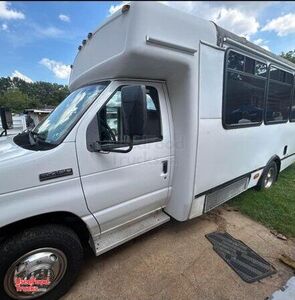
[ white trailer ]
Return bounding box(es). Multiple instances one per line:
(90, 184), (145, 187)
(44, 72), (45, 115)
(0, 2), (294, 299)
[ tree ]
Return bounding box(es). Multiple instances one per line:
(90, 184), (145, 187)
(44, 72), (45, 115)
(0, 77), (12, 96)
(0, 77), (70, 111)
(280, 50), (295, 64)
(0, 88), (29, 113)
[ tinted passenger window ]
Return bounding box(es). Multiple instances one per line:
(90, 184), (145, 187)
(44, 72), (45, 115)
(291, 87), (295, 121)
(270, 67), (281, 81)
(225, 73), (265, 125)
(224, 51), (267, 127)
(286, 73), (293, 84)
(266, 67), (292, 123)
(98, 86), (162, 144)
(245, 57), (255, 74)
(227, 51), (245, 71)
(255, 62), (267, 77)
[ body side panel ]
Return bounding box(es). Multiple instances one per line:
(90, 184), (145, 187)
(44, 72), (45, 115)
(195, 43), (295, 197)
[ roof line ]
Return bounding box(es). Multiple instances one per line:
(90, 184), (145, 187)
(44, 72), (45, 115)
(212, 21), (295, 70)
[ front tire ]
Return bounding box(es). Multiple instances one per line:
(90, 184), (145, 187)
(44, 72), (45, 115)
(0, 225), (83, 300)
(256, 161), (278, 191)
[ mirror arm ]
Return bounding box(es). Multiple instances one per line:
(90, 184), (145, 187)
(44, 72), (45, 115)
(107, 136), (133, 153)
(90, 136), (134, 154)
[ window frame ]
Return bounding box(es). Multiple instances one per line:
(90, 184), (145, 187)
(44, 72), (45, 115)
(96, 84), (163, 147)
(222, 48), (268, 129)
(264, 63), (293, 125)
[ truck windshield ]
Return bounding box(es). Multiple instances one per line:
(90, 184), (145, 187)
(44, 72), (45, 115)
(32, 82), (109, 145)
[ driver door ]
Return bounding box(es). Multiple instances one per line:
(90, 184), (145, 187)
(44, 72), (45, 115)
(75, 81), (171, 234)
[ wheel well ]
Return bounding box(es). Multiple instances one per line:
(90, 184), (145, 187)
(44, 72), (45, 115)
(264, 155), (281, 181)
(0, 212), (91, 247)
(273, 157), (281, 173)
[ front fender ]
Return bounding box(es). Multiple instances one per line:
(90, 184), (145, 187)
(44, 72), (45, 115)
(0, 178), (100, 238)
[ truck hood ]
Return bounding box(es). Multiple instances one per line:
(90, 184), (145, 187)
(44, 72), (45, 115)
(0, 137), (79, 195)
(0, 136), (31, 163)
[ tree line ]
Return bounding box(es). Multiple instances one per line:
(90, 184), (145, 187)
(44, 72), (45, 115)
(0, 77), (69, 113)
(281, 50), (295, 64)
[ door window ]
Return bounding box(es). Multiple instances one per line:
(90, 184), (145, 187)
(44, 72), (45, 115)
(98, 85), (162, 144)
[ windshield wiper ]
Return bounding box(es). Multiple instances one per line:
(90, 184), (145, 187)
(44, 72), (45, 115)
(33, 132), (55, 146)
(27, 130), (53, 147)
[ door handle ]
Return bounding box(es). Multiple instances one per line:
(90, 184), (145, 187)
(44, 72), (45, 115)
(162, 160), (168, 174)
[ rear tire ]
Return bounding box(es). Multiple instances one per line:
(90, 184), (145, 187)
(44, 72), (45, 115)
(0, 225), (83, 300)
(256, 161), (278, 191)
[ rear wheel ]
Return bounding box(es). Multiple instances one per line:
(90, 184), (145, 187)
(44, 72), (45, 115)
(256, 161), (278, 191)
(0, 225), (83, 300)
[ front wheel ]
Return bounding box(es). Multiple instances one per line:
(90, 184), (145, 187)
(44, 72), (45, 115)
(0, 225), (83, 300)
(256, 161), (278, 191)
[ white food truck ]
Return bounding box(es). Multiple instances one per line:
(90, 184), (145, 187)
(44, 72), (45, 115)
(1, 2), (295, 299)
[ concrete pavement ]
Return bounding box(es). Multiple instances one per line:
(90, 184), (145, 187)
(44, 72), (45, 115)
(63, 208), (295, 300)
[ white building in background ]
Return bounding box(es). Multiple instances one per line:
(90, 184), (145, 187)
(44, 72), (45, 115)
(24, 108), (54, 127)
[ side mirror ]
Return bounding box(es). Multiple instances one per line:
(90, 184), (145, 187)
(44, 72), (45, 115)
(87, 85), (147, 153)
(0, 107), (13, 137)
(121, 85), (147, 137)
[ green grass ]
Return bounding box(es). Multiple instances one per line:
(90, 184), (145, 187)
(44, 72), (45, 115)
(229, 164), (295, 237)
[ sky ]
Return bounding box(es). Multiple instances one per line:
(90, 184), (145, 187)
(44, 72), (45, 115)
(0, 1), (295, 85)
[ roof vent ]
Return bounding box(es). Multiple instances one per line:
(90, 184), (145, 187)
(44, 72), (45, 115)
(87, 32), (92, 39)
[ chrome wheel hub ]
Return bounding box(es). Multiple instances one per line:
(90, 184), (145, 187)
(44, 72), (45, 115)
(4, 248), (67, 299)
(264, 167), (275, 189)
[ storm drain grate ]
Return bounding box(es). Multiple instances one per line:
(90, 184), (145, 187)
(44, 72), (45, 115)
(206, 231), (276, 283)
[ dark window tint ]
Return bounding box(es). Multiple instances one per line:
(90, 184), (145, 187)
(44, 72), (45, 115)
(291, 91), (295, 121)
(270, 67), (292, 83)
(266, 81), (292, 122)
(255, 61), (267, 77)
(224, 72), (265, 126)
(270, 66), (280, 81)
(285, 73), (293, 84)
(245, 57), (255, 74)
(227, 51), (245, 71)
(98, 86), (162, 144)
